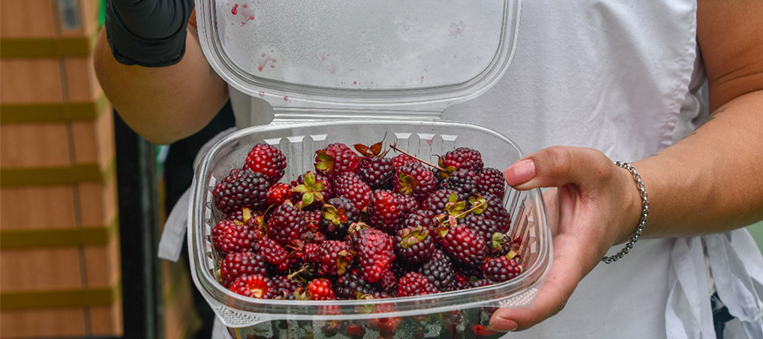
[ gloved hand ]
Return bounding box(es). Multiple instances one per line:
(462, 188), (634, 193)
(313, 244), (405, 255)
(105, 0), (195, 67)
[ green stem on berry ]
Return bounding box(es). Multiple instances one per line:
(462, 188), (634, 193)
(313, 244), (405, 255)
(389, 143), (446, 172)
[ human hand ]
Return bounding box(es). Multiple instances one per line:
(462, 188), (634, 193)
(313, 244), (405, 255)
(488, 146), (643, 332)
(105, 0), (195, 67)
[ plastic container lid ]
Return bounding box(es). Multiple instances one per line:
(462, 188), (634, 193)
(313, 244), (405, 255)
(196, 0), (520, 117)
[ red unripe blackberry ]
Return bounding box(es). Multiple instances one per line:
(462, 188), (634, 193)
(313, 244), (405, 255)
(439, 224), (487, 269)
(397, 272), (439, 297)
(393, 226), (435, 264)
(391, 153), (419, 169)
(485, 255), (523, 282)
(315, 143), (360, 179)
(415, 249), (457, 292)
(476, 167), (506, 198)
(245, 143), (287, 184)
(349, 225), (395, 283)
(267, 202), (307, 248)
(393, 162), (437, 203)
(220, 251), (269, 287)
(230, 274), (275, 299)
(367, 190), (401, 234)
(266, 182), (292, 207)
(211, 219), (257, 256)
(319, 197), (360, 239)
(307, 278), (337, 300)
(333, 172), (372, 212)
(212, 169), (270, 214)
(359, 157), (394, 189)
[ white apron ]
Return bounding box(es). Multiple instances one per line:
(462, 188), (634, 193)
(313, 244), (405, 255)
(161, 0), (763, 337)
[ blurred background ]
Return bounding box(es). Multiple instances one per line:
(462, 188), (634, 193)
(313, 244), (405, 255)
(0, 1), (761, 339)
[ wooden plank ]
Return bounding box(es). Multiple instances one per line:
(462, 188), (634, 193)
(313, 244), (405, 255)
(90, 298), (124, 337)
(0, 123), (70, 168)
(63, 55), (101, 102)
(0, 186), (77, 230)
(0, 308), (87, 338)
(0, 59), (64, 103)
(0, 247), (83, 292)
(0, 0), (58, 39)
(84, 234), (121, 287)
(72, 105), (114, 167)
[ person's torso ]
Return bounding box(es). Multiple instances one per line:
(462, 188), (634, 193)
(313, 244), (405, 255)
(228, 1), (703, 337)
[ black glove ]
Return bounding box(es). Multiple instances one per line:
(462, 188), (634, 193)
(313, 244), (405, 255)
(105, 0), (195, 67)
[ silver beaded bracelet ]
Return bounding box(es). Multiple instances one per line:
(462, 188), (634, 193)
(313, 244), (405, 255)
(601, 161), (650, 264)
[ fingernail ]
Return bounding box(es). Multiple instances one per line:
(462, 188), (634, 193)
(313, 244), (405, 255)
(488, 317), (519, 332)
(504, 159), (535, 186)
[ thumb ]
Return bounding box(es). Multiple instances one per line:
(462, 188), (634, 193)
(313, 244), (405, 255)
(504, 146), (610, 190)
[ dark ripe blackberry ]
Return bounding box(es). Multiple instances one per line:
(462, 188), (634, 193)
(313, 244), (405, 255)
(440, 224), (487, 269)
(393, 226), (435, 264)
(476, 167), (506, 198)
(439, 147), (484, 174)
(333, 172), (372, 212)
(290, 171), (333, 210)
(320, 197), (360, 239)
(482, 193), (511, 234)
(397, 272), (439, 297)
(469, 277), (493, 288)
(421, 189), (461, 215)
(220, 251), (269, 287)
(401, 209), (438, 232)
(267, 203), (307, 248)
(379, 268), (398, 294)
(484, 255), (523, 282)
(212, 169), (270, 215)
(462, 214), (499, 254)
(255, 236), (290, 274)
(273, 275), (304, 299)
(335, 269), (381, 299)
(394, 192), (419, 216)
(245, 143), (287, 184)
(229, 274), (276, 299)
(415, 249), (457, 292)
(441, 168), (479, 198)
(367, 190), (400, 234)
(393, 162), (437, 203)
(359, 157), (394, 189)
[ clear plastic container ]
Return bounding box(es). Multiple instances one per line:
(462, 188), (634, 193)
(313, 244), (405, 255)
(189, 120), (551, 338)
(191, 0), (552, 337)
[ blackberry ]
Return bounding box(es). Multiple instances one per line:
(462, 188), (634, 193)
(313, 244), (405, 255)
(397, 272), (439, 297)
(273, 275), (304, 299)
(211, 219), (257, 256)
(320, 197), (360, 239)
(476, 167), (506, 198)
(367, 190), (401, 234)
(393, 162), (438, 203)
(268, 202), (307, 248)
(212, 169), (270, 215)
(245, 143), (287, 184)
(359, 157), (394, 189)
(485, 255), (523, 282)
(482, 193), (511, 234)
(335, 269), (383, 299)
(441, 168), (479, 198)
(439, 224), (487, 269)
(255, 236), (290, 274)
(315, 143), (360, 179)
(393, 226), (435, 264)
(421, 189), (461, 215)
(349, 224), (395, 283)
(415, 249), (457, 292)
(229, 274), (275, 299)
(400, 209), (438, 232)
(394, 192), (419, 216)
(290, 171), (333, 210)
(220, 251), (269, 287)
(438, 147), (484, 177)
(462, 214), (499, 254)
(333, 172), (372, 212)
(310, 240), (353, 276)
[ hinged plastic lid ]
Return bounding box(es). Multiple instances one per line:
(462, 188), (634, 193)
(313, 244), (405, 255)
(196, 0), (520, 116)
